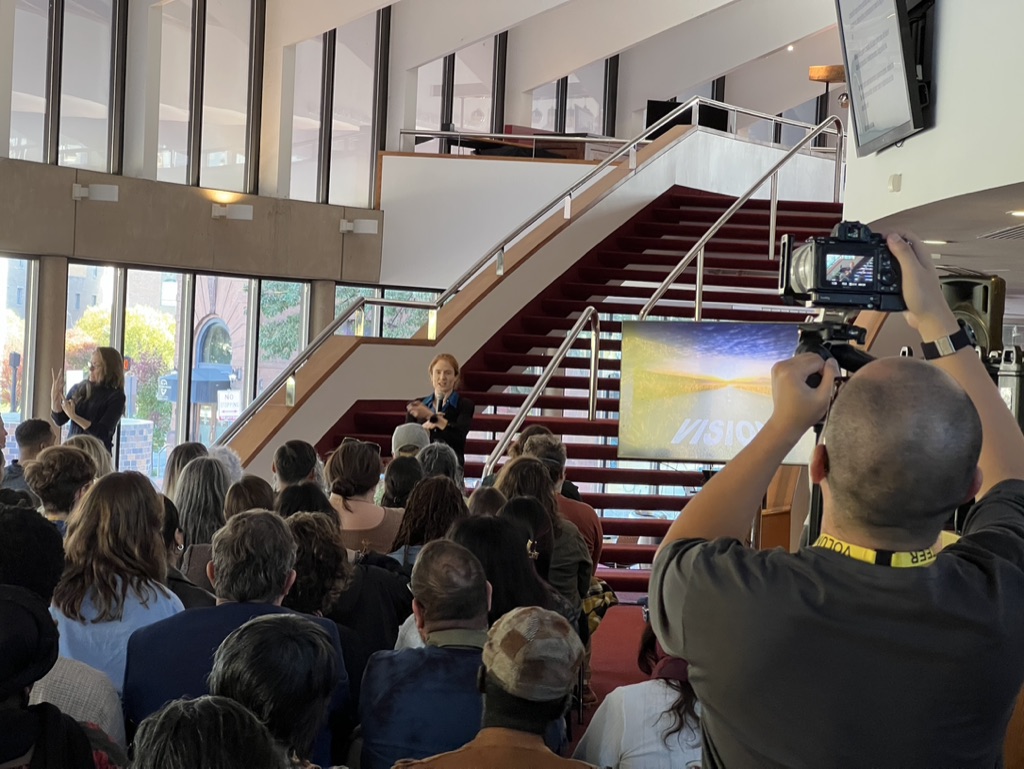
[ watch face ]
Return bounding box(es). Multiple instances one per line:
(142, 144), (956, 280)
(936, 337), (956, 356)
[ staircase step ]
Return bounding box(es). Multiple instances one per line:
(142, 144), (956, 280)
(483, 351), (621, 371)
(519, 316), (624, 335)
(582, 493), (689, 511)
(500, 333), (620, 354)
(467, 464), (706, 488)
(667, 206), (841, 230)
(461, 390), (620, 413)
(462, 371), (621, 392)
(595, 250), (782, 273)
(642, 218), (834, 241)
(540, 298), (807, 323)
(558, 282), (781, 304)
(665, 191), (842, 215)
(576, 266), (778, 291)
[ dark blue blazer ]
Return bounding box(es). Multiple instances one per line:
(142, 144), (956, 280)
(123, 603), (349, 762)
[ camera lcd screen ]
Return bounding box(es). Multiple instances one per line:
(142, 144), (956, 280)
(825, 253), (874, 289)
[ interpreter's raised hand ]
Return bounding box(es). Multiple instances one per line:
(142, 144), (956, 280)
(769, 354), (840, 441)
(885, 233), (958, 337)
(61, 398), (77, 420)
(50, 368), (65, 411)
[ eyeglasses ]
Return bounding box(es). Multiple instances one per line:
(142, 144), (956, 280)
(820, 375), (850, 441)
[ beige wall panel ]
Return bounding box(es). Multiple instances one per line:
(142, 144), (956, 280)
(0, 159), (76, 255)
(274, 201), (346, 280)
(340, 207), (383, 283)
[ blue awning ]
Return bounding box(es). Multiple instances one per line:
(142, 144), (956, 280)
(158, 365), (234, 405)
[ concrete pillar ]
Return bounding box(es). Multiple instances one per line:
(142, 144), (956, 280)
(308, 279), (337, 337)
(32, 256), (69, 421)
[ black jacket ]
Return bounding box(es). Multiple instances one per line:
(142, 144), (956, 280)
(52, 383), (125, 452)
(406, 391), (475, 467)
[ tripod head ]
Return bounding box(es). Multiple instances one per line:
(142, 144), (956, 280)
(796, 316), (877, 387)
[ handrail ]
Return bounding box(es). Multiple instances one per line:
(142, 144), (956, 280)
(481, 307), (601, 478)
(638, 115), (845, 321)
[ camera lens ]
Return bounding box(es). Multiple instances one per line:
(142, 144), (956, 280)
(789, 242), (817, 295)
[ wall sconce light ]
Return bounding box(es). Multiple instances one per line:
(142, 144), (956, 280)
(212, 203), (254, 221)
(72, 183), (119, 202)
(340, 218), (380, 235)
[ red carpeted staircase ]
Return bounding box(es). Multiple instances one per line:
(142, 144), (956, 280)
(320, 186), (842, 593)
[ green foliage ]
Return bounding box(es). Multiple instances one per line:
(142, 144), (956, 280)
(259, 282), (303, 363)
(383, 290), (436, 339)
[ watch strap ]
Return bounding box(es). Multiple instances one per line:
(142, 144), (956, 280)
(921, 325), (972, 360)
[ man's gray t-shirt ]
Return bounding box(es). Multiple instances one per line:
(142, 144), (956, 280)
(651, 479), (1024, 769)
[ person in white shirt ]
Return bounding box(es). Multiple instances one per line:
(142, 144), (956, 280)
(574, 622), (701, 769)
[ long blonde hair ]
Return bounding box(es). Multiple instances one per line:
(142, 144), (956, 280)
(65, 434), (115, 477)
(54, 472), (168, 622)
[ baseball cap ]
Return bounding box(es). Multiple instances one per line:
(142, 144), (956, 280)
(392, 423), (429, 456)
(482, 606), (584, 702)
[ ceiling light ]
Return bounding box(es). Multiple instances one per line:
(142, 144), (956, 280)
(787, 45), (795, 52)
(922, 239), (947, 245)
(1010, 211), (1024, 217)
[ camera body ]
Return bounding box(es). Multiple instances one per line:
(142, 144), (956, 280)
(780, 221), (906, 312)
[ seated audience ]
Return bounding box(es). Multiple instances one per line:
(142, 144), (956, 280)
(0, 585), (128, 768)
(524, 433), (603, 572)
(0, 504), (126, 747)
(210, 615), (337, 768)
(0, 487), (35, 508)
(361, 540), (491, 769)
(272, 439), (321, 491)
(159, 495), (215, 609)
(416, 442), (460, 482)
(389, 476), (468, 568)
(395, 606), (591, 769)
(391, 422), (429, 459)
(381, 455), (424, 508)
(223, 474), (275, 519)
(122, 511), (348, 763)
(65, 434), (115, 478)
(480, 424), (583, 502)
(449, 516), (558, 625)
(209, 444), (244, 484)
(133, 696), (287, 769)
(276, 479), (337, 519)
(24, 446), (96, 535)
(160, 441), (207, 501)
(175, 455), (231, 591)
(326, 438), (402, 553)
(467, 485), (506, 517)
(1, 418), (54, 501)
(496, 457), (591, 610)
(51, 472), (183, 693)
(573, 623), (701, 768)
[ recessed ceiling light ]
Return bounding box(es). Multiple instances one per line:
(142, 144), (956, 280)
(1010, 211), (1024, 217)
(787, 45), (795, 52)
(922, 239), (948, 245)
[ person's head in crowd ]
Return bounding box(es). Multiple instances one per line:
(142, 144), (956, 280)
(273, 440), (320, 490)
(428, 353), (461, 400)
(636, 622), (698, 742)
(13, 419), (55, 462)
(817, 357), (983, 549)
(162, 442), (208, 501)
(325, 439), (382, 507)
(208, 510), (297, 605)
(391, 423), (429, 459)
(275, 481), (336, 519)
(133, 696), (287, 769)
(64, 434), (115, 478)
(390, 476), (468, 561)
(0, 503), (65, 601)
(282, 512), (351, 616)
(468, 485), (506, 517)
(0, 489), (35, 508)
(496, 456), (560, 525)
(174, 455), (231, 548)
(160, 495), (186, 570)
(210, 614), (337, 763)
(449, 515), (552, 625)
(499, 496), (554, 582)
(53, 472), (166, 622)
(410, 539), (489, 639)
(23, 445), (96, 517)
(209, 445), (244, 485)
(224, 475), (275, 520)
(507, 424), (556, 460)
(522, 433), (568, 490)
(417, 442), (459, 481)
(381, 456), (424, 508)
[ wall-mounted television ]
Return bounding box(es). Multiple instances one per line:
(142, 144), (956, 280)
(835, 0), (930, 156)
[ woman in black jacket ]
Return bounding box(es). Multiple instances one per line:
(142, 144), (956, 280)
(51, 347), (126, 454)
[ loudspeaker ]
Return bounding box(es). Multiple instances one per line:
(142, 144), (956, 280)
(940, 275), (1006, 356)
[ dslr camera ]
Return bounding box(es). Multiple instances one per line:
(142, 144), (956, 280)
(779, 221), (906, 312)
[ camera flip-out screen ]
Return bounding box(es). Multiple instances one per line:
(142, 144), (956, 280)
(824, 253), (874, 289)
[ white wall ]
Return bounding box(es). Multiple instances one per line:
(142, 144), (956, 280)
(843, 0), (1024, 225)
(378, 129), (839, 289)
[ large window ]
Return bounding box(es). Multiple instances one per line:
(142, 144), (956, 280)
(289, 35), (324, 202)
(383, 289), (437, 339)
(118, 270), (183, 480)
(59, 0), (113, 170)
(1, 258), (33, 452)
(415, 58), (444, 154)
(191, 275), (248, 444)
(531, 82), (557, 131)
(257, 280), (307, 395)
(62, 264), (116, 442)
(452, 39), (493, 134)
(8, 0), (48, 161)
(565, 60), (605, 135)
(200, 0), (251, 191)
(329, 13), (377, 207)
(157, 0), (193, 184)
(335, 285), (380, 336)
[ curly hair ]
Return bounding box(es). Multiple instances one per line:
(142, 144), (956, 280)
(390, 476), (468, 553)
(23, 446), (96, 513)
(283, 512), (352, 616)
(637, 623), (700, 744)
(54, 472), (168, 622)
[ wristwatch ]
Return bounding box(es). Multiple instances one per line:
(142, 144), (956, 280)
(921, 321), (973, 360)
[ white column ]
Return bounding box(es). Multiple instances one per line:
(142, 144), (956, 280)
(123, 0), (161, 179)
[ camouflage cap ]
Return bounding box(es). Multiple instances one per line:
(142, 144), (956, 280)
(482, 605), (584, 702)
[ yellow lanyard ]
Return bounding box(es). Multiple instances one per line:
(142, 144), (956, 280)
(812, 534), (936, 568)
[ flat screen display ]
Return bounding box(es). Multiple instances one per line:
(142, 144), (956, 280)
(618, 322), (815, 465)
(825, 253), (874, 288)
(836, 0), (924, 155)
